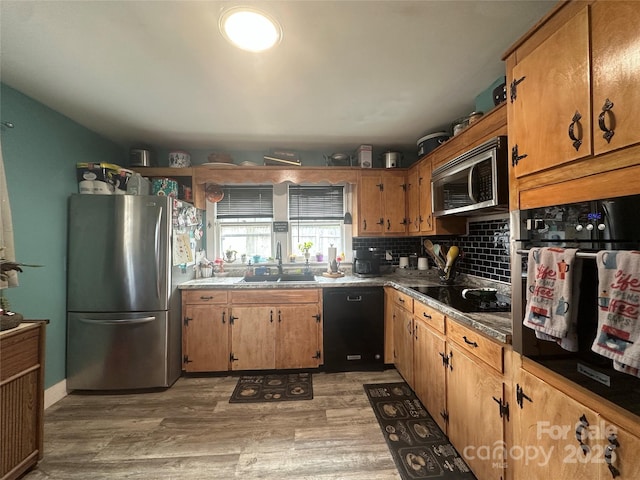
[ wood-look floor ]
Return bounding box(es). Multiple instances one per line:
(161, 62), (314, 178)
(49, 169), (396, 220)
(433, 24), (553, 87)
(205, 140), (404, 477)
(25, 369), (405, 479)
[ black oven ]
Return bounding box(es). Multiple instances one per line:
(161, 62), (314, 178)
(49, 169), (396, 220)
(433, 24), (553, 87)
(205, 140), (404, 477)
(511, 194), (640, 417)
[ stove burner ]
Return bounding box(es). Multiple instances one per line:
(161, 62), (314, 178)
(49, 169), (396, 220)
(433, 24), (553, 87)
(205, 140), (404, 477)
(409, 285), (511, 313)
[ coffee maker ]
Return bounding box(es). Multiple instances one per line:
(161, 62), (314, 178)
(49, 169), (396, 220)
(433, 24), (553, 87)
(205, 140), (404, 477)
(353, 248), (380, 276)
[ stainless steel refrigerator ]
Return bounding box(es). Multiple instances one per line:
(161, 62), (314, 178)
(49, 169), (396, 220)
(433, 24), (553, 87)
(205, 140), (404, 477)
(66, 194), (188, 390)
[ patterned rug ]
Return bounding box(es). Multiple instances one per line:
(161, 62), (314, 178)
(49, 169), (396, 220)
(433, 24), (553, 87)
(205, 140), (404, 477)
(229, 373), (313, 403)
(364, 382), (476, 480)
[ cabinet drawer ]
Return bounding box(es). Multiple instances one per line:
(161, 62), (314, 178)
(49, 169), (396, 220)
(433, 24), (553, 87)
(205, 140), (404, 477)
(183, 290), (228, 305)
(391, 289), (414, 313)
(413, 301), (445, 334)
(447, 320), (504, 373)
(1, 328), (40, 382)
(230, 289), (320, 304)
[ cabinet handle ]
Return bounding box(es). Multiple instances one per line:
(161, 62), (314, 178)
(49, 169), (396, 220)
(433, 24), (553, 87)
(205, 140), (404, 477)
(422, 312), (432, 319)
(199, 295), (214, 300)
(604, 434), (620, 478)
(221, 311), (226, 324)
(510, 75), (526, 102)
(270, 310), (274, 323)
(398, 297), (405, 303)
(462, 336), (478, 348)
(511, 144), (528, 167)
(377, 183), (384, 192)
(568, 111), (583, 151)
(575, 414), (590, 456)
(448, 351), (453, 371)
(516, 384), (533, 409)
(598, 98), (615, 143)
(387, 219), (391, 230)
(377, 217), (384, 226)
(427, 215), (432, 229)
(363, 219), (367, 230)
(492, 396), (510, 421)
(439, 351), (448, 367)
(278, 310), (282, 323)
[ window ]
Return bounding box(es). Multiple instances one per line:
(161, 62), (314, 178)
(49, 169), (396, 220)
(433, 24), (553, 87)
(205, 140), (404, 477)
(289, 186), (344, 257)
(209, 184), (348, 263)
(216, 186), (273, 260)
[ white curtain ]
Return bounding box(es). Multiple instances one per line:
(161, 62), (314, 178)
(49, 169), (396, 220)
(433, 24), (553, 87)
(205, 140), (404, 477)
(0, 140), (19, 288)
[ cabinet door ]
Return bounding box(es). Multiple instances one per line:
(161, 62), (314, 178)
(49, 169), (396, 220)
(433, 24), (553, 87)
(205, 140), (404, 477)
(183, 305), (229, 372)
(510, 7), (591, 178)
(413, 318), (447, 433)
(230, 306), (276, 370)
(358, 173), (384, 234)
(591, 1), (640, 155)
(382, 170), (407, 235)
(393, 306), (414, 386)
(406, 167), (420, 234)
(512, 369), (599, 480)
(418, 160), (435, 234)
(599, 420), (640, 480)
(276, 304), (321, 369)
(447, 343), (506, 480)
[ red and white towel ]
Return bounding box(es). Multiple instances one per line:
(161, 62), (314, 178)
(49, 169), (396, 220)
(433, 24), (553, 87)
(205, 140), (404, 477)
(592, 250), (640, 376)
(523, 247), (581, 352)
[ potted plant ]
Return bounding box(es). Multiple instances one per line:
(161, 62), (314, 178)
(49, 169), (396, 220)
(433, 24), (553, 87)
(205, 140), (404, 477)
(298, 241), (313, 260)
(0, 258), (42, 331)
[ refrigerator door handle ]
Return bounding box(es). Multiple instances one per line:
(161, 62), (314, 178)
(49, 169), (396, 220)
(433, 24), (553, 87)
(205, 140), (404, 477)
(79, 316), (156, 325)
(154, 208), (163, 301)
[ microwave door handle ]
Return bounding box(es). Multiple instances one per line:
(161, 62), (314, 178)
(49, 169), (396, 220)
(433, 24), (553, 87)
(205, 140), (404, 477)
(468, 164), (478, 203)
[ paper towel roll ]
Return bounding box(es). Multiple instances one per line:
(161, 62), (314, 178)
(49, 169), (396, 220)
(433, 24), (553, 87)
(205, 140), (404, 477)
(418, 257), (428, 270)
(399, 257), (409, 268)
(328, 247), (337, 263)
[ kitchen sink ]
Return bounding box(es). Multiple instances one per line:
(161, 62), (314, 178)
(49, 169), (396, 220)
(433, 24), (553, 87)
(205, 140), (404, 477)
(240, 273), (316, 283)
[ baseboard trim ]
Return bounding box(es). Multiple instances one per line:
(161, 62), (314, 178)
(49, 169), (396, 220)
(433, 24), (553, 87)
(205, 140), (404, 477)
(44, 379), (68, 409)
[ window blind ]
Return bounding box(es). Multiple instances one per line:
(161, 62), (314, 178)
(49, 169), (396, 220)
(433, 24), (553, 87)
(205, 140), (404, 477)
(289, 186), (344, 220)
(216, 186), (274, 218)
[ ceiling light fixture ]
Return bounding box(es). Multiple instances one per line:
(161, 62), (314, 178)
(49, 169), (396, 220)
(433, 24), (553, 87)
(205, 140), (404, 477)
(219, 7), (282, 52)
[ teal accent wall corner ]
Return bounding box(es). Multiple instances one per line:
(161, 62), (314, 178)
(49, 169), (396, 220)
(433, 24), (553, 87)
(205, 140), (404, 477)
(1, 83), (125, 388)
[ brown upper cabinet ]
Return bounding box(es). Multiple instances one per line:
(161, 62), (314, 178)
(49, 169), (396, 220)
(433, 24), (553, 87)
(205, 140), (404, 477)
(504, 0), (640, 209)
(356, 170), (407, 236)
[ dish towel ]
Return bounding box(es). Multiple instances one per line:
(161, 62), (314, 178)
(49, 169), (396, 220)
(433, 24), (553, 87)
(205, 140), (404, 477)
(592, 250), (640, 376)
(523, 247), (581, 351)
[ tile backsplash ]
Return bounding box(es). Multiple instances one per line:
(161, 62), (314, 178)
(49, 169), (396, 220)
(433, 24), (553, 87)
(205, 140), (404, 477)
(353, 215), (511, 284)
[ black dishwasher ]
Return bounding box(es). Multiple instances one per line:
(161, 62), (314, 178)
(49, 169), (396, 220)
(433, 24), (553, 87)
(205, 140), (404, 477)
(323, 287), (384, 372)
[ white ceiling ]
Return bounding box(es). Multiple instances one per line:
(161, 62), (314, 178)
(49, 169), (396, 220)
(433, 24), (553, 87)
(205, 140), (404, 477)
(0, 0), (555, 155)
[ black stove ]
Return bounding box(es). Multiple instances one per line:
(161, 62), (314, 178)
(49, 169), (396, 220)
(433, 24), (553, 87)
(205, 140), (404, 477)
(409, 285), (511, 313)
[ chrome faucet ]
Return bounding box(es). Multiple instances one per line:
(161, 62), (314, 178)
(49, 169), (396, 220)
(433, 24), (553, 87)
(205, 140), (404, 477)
(276, 241), (283, 274)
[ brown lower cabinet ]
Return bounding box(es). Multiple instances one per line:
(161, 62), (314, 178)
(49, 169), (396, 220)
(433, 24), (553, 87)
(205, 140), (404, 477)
(182, 289), (322, 372)
(388, 287), (509, 480)
(513, 368), (640, 480)
(389, 286), (640, 480)
(1, 322), (46, 480)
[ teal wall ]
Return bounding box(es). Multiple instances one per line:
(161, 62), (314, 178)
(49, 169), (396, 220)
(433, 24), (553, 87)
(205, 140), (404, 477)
(1, 84), (125, 388)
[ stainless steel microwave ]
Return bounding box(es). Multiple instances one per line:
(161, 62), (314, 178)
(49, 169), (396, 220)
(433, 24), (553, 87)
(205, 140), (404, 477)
(431, 136), (508, 216)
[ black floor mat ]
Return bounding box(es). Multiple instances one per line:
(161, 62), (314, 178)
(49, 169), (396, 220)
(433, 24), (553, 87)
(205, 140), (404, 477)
(229, 373), (313, 403)
(364, 382), (476, 480)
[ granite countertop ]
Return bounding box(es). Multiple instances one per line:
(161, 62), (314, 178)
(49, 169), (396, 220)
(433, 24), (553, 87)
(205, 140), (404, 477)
(179, 270), (512, 344)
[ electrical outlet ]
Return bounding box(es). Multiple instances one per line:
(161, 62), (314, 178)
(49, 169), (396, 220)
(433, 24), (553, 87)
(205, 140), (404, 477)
(385, 250), (393, 260)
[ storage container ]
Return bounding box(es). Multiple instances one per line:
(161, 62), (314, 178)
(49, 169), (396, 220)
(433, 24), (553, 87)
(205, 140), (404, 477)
(152, 178), (178, 197)
(356, 145), (372, 168)
(417, 132), (449, 157)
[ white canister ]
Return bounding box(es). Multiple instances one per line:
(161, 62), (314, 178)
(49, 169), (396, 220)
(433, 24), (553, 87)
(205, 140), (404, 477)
(399, 257), (409, 269)
(418, 257), (429, 270)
